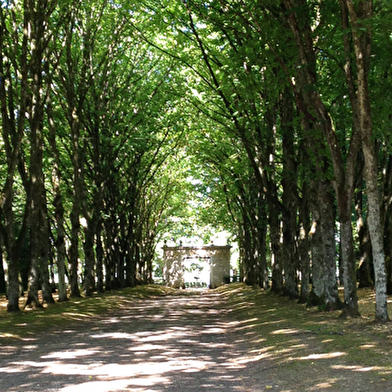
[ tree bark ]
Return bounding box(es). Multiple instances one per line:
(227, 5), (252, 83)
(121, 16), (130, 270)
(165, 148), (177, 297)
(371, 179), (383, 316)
(69, 201), (81, 297)
(344, 0), (388, 321)
(340, 218), (359, 316)
(125, 210), (137, 288)
(270, 200), (283, 294)
(298, 183), (310, 303)
(0, 240), (6, 294)
(308, 180), (341, 310)
(355, 185), (374, 288)
(83, 218), (96, 296)
(256, 196), (269, 289)
(0, 2), (30, 312)
(96, 220), (104, 293)
(283, 0), (359, 315)
(281, 86), (299, 299)
(48, 128), (68, 301)
(242, 216), (257, 285)
(25, 0), (55, 307)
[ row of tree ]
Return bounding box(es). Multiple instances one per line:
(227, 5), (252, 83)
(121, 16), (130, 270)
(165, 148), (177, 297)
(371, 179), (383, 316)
(153, 0), (392, 321)
(0, 0), (191, 311)
(1, 0), (391, 322)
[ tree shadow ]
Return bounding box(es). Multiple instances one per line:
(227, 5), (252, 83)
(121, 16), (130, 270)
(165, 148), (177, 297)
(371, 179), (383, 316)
(0, 286), (392, 391)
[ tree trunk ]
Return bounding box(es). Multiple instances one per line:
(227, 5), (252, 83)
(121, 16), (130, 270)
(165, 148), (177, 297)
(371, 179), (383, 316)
(382, 155), (392, 293)
(27, 123), (54, 307)
(308, 180), (341, 310)
(282, 209), (298, 299)
(0, 243), (6, 294)
(270, 200), (283, 294)
(357, 224), (373, 288)
(83, 219), (96, 296)
(47, 98), (68, 302)
(128, 234), (137, 288)
(281, 86), (299, 299)
(68, 107), (85, 298)
(298, 184), (310, 303)
(340, 218), (359, 316)
(63, 18), (87, 298)
(362, 142), (388, 320)
(6, 242), (20, 312)
(125, 211), (137, 288)
(0, 2), (29, 312)
(242, 217), (257, 285)
(53, 194), (68, 301)
(283, 0), (360, 315)
(25, 6), (54, 307)
(96, 221), (104, 293)
(385, 216), (392, 294)
(345, 0), (388, 321)
(355, 187), (373, 288)
(69, 202), (81, 297)
(116, 238), (125, 288)
(256, 199), (269, 290)
(104, 219), (116, 290)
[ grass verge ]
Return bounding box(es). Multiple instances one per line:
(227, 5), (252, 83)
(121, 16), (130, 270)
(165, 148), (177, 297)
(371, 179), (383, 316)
(216, 283), (392, 390)
(0, 284), (176, 341)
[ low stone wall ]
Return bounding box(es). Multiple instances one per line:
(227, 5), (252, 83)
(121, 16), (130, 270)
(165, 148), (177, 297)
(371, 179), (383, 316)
(163, 245), (231, 289)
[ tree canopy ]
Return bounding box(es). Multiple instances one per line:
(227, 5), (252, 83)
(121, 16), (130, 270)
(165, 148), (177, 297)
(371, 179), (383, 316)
(1, 0), (392, 321)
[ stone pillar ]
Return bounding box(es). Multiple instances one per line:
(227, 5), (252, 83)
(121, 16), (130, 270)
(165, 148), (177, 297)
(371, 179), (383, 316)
(209, 245), (231, 289)
(163, 246), (184, 288)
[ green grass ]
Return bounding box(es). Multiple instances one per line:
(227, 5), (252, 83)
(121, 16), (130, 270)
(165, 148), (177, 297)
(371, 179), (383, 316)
(216, 283), (392, 390)
(1, 282), (392, 390)
(0, 284), (176, 341)
(1, 283), (392, 390)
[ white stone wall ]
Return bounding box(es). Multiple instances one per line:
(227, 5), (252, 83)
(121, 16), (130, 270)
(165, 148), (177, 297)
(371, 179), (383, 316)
(163, 245), (231, 289)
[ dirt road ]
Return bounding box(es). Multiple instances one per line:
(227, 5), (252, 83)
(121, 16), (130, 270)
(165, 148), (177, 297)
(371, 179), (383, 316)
(1, 287), (391, 391)
(0, 290), (274, 391)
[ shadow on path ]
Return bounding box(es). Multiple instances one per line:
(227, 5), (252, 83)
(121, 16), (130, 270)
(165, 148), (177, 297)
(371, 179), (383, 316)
(0, 290), (272, 392)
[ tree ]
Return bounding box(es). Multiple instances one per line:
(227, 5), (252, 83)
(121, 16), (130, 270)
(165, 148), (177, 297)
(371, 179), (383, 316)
(24, 0), (59, 308)
(1, 1), (39, 310)
(342, 0), (388, 321)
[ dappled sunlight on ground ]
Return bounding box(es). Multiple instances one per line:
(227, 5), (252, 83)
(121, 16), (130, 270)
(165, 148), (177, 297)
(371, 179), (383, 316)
(0, 291), (267, 391)
(1, 285), (392, 391)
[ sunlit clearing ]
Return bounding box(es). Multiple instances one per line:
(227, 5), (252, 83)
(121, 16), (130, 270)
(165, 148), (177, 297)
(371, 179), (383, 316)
(0, 365), (23, 373)
(251, 337), (267, 344)
(91, 332), (133, 340)
(360, 344), (376, 349)
(258, 320), (284, 327)
(13, 357), (215, 379)
(0, 333), (21, 339)
(201, 327), (226, 334)
(138, 330), (189, 342)
(315, 379), (338, 388)
(332, 365), (385, 372)
(297, 352), (346, 360)
(60, 376), (169, 392)
(271, 328), (300, 335)
(232, 351), (272, 365)
(128, 344), (162, 352)
(289, 344), (307, 349)
(102, 318), (120, 324)
(42, 349), (99, 360)
(62, 312), (92, 320)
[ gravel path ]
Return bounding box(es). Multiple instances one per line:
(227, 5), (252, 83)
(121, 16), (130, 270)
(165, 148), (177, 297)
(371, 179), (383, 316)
(0, 290), (273, 392)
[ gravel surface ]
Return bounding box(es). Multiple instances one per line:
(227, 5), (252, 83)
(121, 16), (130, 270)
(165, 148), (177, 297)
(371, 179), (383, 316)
(0, 290), (273, 392)
(2, 288), (391, 392)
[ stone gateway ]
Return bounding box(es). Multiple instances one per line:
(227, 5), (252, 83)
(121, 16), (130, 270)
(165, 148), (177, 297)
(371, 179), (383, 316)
(163, 244), (231, 289)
